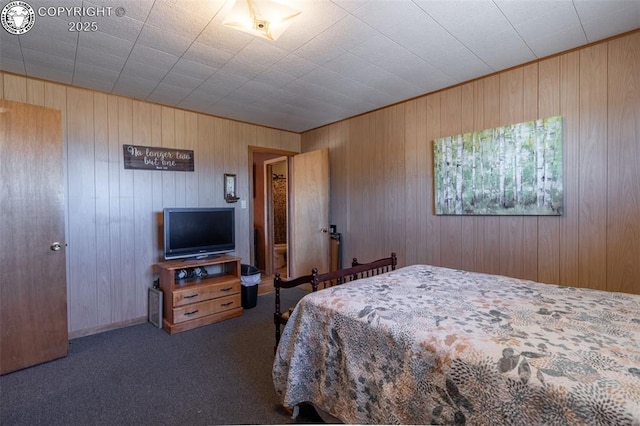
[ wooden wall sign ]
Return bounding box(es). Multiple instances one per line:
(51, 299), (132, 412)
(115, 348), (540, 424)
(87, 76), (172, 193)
(123, 145), (194, 171)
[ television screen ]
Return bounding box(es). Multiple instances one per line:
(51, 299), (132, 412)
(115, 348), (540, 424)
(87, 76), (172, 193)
(163, 207), (235, 260)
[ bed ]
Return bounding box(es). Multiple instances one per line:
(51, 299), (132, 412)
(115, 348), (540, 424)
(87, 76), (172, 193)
(273, 253), (397, 352)
(272, 264), (640, 425)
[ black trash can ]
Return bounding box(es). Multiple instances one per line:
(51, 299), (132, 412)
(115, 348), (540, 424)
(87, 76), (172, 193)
(240, 264), (261, 309)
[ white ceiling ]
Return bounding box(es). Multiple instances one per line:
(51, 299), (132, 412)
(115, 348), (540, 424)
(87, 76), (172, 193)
(1, 0), (638, 133)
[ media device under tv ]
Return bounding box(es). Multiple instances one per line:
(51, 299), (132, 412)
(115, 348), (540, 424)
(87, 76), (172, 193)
(163, 207), (235, 260)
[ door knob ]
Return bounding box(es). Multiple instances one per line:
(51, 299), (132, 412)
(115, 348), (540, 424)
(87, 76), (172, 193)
(320, 227), (328, 233)
(50, 242), (62, 251)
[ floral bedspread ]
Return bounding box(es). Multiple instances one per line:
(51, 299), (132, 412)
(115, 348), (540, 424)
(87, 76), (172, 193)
(272, 265), (640, 425)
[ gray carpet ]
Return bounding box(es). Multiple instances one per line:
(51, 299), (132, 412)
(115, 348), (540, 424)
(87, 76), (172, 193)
(0, 288), (323, 425)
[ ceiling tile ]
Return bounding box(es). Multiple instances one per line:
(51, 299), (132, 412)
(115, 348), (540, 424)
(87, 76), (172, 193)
(0, 0), (635, 132)
(147, 82), (193, 104)
(414, 0), (498, 28)
(234, 39), (289, 69)
(137, 24), (194, 56)
(352, 0), (493, 80)
(171, 58), (218, 81)
(178, 96), (216, 112)
(160, 72), (205, 92)
(524, 25), (590, 59)
(19, 16), (78, 46)
(0, 32), (23, 60)
(178, 88), (222, 109)
(119, 63), (168, 84)
(144, 0), (221, 38)
(23, 66), (73, 84)
(72, 62), (120, 92)
(127, 44), (179, 71)
(111, 74), (158, 99)
(252, 68), (297, 88)
(268, 53), (318, 78)
(21, 46), (75, 74)
(0, 57), (26, 75)
(416, 0), (536, 69)
(19, 36), (76, 63)
(76, 30), (134, 60)
(223, 80), (277, 105)
(219, 54), (268, 79)
(75, 45), (127, 72)
(84, 0), (155, 22)
(574, 0), (640, 41)
(293, 35), (347, 66)
(288, 75), (378, 112)
(323, 52), (419, 99)
(350, 35), (456, 91)
(312, 14), (379, 52)
(183, 41), (235, 69)
(195, 23), (254, 56)
(268, 0), (349, 51)
(465, 27), (536, 69)
(330, 0), (372, 14)
(199, 70), (250, 98)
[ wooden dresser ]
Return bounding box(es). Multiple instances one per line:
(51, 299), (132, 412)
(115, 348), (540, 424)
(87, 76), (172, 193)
(156, 255), (242, 334)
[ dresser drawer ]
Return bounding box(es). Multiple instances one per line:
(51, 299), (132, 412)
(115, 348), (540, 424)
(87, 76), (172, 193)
(173, 293), (241, 323)
(173, 281), (240, 307)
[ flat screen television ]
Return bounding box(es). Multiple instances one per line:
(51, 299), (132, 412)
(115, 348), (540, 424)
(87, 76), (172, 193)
(163, 207), (235, 260)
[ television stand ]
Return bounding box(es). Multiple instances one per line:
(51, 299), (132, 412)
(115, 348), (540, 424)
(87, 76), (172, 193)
(155, 255), (243, 334)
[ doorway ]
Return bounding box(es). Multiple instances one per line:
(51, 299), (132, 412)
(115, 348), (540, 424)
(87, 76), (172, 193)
(249, 147), (330, 289)
(266, 158), (288, 278)
(250, 149), (294, 280)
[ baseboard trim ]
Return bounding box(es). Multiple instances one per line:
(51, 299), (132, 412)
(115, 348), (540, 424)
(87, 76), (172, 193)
(69, 316), (148, 340)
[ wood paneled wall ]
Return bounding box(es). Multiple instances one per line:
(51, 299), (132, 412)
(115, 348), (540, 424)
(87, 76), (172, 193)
(1, 72), (300, 337)
(302, 31), (640, 295)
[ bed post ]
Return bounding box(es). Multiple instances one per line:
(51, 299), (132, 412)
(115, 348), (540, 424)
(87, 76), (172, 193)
(311, 268), (319, 291)
(274, 272), (282, 353)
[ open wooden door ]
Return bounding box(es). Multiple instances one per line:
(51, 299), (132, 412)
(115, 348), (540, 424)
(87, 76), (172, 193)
(0, 99), (68, 374)
(289, 148), (330, 278)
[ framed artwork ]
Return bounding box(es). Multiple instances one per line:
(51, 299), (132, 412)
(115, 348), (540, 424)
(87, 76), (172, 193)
(224, 173), (239, 202)
(434, 116), (563, 216)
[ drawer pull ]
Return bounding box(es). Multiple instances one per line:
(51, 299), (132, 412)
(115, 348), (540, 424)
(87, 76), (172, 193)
(221, 287), (233, 292)
(184, 310), (199, 316)
(184, 294), (198, 299)
(221, 301), (234, 307)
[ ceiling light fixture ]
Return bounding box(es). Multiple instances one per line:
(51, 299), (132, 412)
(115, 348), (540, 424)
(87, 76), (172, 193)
(222, 0), (301, 41)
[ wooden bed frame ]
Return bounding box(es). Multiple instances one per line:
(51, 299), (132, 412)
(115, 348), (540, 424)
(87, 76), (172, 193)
(273, 253), (397, 352)
(273, 263), (640, 424)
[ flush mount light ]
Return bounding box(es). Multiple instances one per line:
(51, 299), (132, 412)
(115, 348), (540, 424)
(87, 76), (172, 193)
(222, 0), (301, 41)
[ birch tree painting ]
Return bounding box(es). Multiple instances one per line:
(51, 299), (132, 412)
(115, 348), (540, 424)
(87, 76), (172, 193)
(434, 116), (563, 215)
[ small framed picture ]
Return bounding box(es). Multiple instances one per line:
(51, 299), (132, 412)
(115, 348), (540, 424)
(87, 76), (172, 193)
(224, 173), (239, 202)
